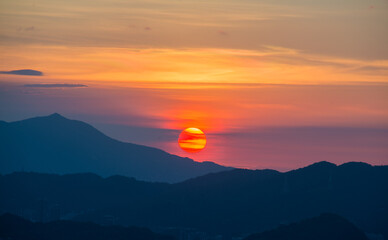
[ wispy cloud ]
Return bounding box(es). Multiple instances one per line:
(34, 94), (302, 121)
(24, 84), (87, 88)
(1, 46), (387, 89)
(352, 65), (388, 75)
(1, 0), (385, 59)
(217, 30), (228, 36)
(17, 26), (35, 31)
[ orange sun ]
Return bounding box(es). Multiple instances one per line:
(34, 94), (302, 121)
(178, 128), (207, 153)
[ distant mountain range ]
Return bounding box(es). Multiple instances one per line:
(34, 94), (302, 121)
(1, 162), (387, 238)
(244, 213), (368, 240)
(0, 113), (229, 182)
(0, 213), (173, 240)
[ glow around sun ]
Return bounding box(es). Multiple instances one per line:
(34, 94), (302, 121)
(178, 127), (206, 153)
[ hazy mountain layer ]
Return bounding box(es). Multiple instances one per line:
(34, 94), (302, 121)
(0, 162), (387, 238)
(0, 113), (229, 183)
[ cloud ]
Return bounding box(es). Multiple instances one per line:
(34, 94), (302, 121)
(218, 30), (228, 36)
(24, 84), (87, 88)
(17, 26), (35, 32)
(353, 65), (388, 75)
(0, 69), (43, 76)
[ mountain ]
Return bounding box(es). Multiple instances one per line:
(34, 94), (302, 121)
(244, 213), (368, 240)
(0, 113), (229, 183)
(0, 213), (174, 240)
(0, 162), (387, 238)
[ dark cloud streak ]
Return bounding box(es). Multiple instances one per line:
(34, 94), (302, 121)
(24, 84), (87, 88)
(0, 69), (43, 76)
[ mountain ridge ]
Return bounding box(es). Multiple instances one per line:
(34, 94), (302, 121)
(0, 161), (387, 237)
(0, 113), (230, 183)
(0, 213), (174, 240)
(244, 213), (368, 240)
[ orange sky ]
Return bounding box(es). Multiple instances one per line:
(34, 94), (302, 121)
(1, 46), (387, 130)
(0, 0), (387, 169)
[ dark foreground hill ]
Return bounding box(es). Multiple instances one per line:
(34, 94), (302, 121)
(0, 113), (229, 183)
(0, 213), (174, 240)
(244, 213), (368, 240)
(0, 162), (387, 238)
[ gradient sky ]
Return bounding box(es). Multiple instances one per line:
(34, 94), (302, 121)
(0, 0), (387, 170)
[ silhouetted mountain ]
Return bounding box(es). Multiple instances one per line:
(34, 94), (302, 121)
(0, 113), (229, 182)
(0, 213), (174, 240)
(0, 162), (387, 238)
(244, 213), (368, 240)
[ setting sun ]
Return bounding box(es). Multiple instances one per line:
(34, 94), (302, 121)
(178, 128), (207, 153)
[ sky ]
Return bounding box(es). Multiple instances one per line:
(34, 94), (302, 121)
(0, 0), (387, 170)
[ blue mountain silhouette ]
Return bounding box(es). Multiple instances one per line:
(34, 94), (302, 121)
(0, 213), (173, 240)
(0, 113), (229, 182)
(244, 213), (368, 240)
(0, 162), (386, 238)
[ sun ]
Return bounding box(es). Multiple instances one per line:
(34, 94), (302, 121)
(178, 127), (207, 153)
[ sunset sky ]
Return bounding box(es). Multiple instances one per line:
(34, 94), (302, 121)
(0, 0), (387, 170)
